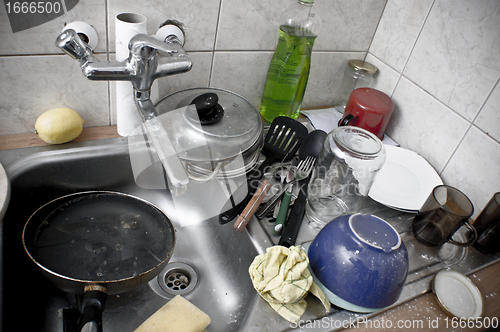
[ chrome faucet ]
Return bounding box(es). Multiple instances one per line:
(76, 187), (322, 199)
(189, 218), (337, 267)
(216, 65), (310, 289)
(55, 25), (193, 195)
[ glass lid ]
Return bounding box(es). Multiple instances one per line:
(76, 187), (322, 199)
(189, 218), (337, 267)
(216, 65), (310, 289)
(155, 88), (262, 163)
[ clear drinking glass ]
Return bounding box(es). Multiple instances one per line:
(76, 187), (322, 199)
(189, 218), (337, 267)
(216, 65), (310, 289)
(305, 126), (386, 228)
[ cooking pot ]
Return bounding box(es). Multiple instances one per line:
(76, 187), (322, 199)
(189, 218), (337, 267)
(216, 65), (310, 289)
(23, 191), (176, 332)
(154, 88), (263, 181)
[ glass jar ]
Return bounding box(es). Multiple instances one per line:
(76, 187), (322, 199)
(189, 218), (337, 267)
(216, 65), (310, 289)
(305, 126), (386, 229)
(335, 59), (378, 112)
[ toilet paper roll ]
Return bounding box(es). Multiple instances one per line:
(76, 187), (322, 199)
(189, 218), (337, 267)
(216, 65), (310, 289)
(115, 13), (159, 136)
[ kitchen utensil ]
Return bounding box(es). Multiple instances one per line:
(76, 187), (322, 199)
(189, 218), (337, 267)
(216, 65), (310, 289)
(271, 158), (298, 219)
(256, 183), (289, 219)
(339, 87), (394, 139)
(431, 269), (483, 319)
(473, 192), (500, 254)
(305, 126), (386, 229)
(412, 185), (477, 247)
(308, 214), (409, 311)
(153, 88), (264, 181)
(278, 129), (327, 247)
(234, 179), (272, 232)
(23, 191), (176, 332)
(219, 116), (308, 224)
(274, 156), (315, 235)
(369, 145), (443, 212)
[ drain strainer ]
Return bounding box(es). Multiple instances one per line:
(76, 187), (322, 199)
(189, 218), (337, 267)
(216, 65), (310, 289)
(150, 262), (198, 297)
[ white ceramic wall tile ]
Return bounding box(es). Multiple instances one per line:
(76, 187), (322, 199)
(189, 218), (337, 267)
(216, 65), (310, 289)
(474, 79), (500, 143)
(0, 56), (109, 135)
(404, 0), (500, 121)
(210, 51), (366, 111)
(216, 0), (289, 51)
(365, 53), (400, 97)
(211, 52), (273, 108)
(107, 0), (220, 52)
(386, 77), (469, 173)
(313, 0), (386, 51)
(216, 0), (386, 52)
(305, 52), (365, 108)
(441, 126), (500, 217)
(0, 0), (106, 55)
(369, 0), (432, 72)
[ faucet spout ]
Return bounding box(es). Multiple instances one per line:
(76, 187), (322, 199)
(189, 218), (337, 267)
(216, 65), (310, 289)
(134, 90), (189, 195)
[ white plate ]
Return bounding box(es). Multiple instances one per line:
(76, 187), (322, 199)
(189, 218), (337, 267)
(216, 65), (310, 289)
(369, 146), (442, 212)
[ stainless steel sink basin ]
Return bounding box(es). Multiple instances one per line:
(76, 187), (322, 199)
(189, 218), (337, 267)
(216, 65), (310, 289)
(0, 138), (263, 331)
(1, 137), (499, 331)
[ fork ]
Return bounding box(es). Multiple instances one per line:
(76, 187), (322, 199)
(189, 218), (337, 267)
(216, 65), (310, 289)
(274, 156), (316, 235)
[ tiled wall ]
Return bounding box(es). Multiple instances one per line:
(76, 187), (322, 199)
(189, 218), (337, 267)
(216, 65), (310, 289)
(367, 0), (500, 217)
(0, 0), (498, 215)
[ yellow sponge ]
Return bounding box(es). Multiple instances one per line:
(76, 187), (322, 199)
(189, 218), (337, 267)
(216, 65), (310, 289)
(134, 295), (210, 332)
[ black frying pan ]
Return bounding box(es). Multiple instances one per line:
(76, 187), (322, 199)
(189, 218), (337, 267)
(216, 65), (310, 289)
(22, 191), (176, 332)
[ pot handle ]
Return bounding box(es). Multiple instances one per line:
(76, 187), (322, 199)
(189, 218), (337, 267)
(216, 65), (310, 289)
(185, 162), (223, 182)
(76, 287), (108, 332)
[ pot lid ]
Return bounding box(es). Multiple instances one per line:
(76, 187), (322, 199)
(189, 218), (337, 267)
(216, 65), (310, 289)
(155, 88), (262, 163)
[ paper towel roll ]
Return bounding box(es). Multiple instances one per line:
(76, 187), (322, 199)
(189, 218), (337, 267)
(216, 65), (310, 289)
(115, 13), (160, 136)
(115, 13), (147, 61)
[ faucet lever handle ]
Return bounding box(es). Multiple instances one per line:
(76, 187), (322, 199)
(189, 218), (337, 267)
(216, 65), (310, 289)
(56, 29), (90, 60)
(129, 34), (182, 58)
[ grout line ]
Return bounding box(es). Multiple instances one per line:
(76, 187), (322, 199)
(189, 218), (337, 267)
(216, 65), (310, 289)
(399, 0), (436, 74)
(208, 0), (224, 86)
(439, 124), (472, 176)
(433, 72), (500, 175)
(470, 75), (500, 125)
(365, 0), (390, 60)
(105, 0), (111, 126)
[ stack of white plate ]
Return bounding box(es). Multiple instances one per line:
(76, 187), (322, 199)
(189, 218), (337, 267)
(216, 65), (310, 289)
(369, 146), (443, 213)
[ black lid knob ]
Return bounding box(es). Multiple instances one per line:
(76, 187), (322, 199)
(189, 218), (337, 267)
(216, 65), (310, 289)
(190, 93), (224, 124)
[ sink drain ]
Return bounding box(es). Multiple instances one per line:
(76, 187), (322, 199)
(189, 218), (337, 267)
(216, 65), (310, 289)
(150, 262), (198, 297)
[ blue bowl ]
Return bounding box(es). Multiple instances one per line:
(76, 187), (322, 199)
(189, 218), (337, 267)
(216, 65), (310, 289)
(308, 214), (409, 309)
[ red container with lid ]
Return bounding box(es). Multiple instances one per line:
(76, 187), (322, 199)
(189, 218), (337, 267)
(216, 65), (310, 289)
(339, 88), (394, 139)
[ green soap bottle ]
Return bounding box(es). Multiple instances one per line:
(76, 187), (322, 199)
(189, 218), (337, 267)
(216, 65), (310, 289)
(260, 0), (322, 123)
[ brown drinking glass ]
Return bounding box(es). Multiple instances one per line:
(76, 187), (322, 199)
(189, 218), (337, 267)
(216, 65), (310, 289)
(473, 192), (500, 254)
(412, 185), (476, 247)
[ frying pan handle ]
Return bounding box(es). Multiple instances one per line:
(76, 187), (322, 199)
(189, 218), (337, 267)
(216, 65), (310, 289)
(77, 289), (108, 332)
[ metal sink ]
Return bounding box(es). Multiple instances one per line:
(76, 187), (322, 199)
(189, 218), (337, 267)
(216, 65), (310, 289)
(1, 137), (499, 332)
(0, 138), (263, 332)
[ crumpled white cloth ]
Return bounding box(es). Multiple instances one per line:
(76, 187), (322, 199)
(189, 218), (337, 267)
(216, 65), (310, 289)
(248, 245), (331, 323)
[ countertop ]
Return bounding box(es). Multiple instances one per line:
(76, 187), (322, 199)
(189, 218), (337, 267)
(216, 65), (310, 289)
(1, 125), (499, 331)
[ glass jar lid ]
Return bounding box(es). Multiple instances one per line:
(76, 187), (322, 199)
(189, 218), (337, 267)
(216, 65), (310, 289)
(348, 59), (378, 75)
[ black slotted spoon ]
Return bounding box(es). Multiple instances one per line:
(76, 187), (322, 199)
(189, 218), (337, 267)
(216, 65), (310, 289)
(219, 116), (308, 224)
